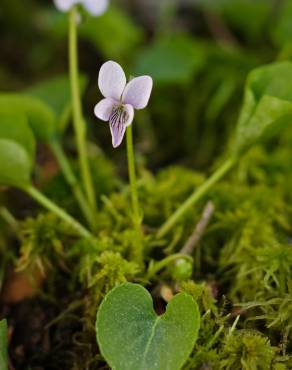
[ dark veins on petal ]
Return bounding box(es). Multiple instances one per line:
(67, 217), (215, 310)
(110, 106), (129, 133)
(109, 105), (130, 146)
(110, 105), (129, 126)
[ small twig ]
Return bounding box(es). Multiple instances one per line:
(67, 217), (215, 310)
(180, 201), (215, 256)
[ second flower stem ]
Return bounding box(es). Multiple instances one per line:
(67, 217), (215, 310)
(69, 6), (96, 213)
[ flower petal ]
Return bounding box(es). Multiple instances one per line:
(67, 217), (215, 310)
(122, 76), (153, 109)
(98, 61), (126, 101)
(83, 0), (109, 16)
(94, 98), (117, 121)
(109, 104), (134, 148)
(54, 0), (76, 12)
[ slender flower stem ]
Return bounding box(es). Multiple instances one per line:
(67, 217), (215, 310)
(126, 124), (143, 264)
(126, 125), (140, 221)
(157, 157), (236, 238)
(50, 139), (95, 230)
(24, 184), (92, 239)
(69, 6), (96, 212)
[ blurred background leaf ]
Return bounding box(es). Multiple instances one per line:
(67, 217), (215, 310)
(0, 139), (32, 187)
(26, 74), (88, 133)
(134, 34), (205, 84)
(0, 94), (55, 141)
(0, 112), (36, 162)
(80, 7), (144, 61)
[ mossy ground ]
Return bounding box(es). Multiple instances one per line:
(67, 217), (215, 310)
(1, 128), (292, 369)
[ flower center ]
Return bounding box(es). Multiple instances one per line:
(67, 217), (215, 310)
(109, 105), (129, 128)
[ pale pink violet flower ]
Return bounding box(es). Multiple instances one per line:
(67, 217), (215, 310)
(94, 61), (153, 148)
(54, 0), (109, 16)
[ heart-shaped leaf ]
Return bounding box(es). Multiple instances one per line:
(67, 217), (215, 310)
(0, 94), (55, 141)
(0, 319), (8, 370)
(233, 62), (292, 156)
(0, 139), (32, 187)
(96, 283), (200, 370)
(0, 112), (36, 163)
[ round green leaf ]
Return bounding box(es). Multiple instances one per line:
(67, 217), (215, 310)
(0, 111), (36, 162)
(96, 283), (200, 370)
(0, 94), (55, 141)
(0, 139), (32, 187)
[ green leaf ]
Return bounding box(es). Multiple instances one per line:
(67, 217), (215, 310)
(0, 139), (32, 187)
(96, 283), (200, 370)
(0, 112), (36, 162)
(134, 34), (205, 84)
(0, 94), (55, 141)
(80, 7), (143, 60)
(0, 319), (8, 370)
(26, 74), (88, 133)
(233, 62), (292, 156)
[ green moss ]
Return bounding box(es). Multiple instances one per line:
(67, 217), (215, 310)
(85, 251), (140, 293)
(8, 133), (292, 369)
(220, 330), (276, 370)
(17, 213), (75, 276)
